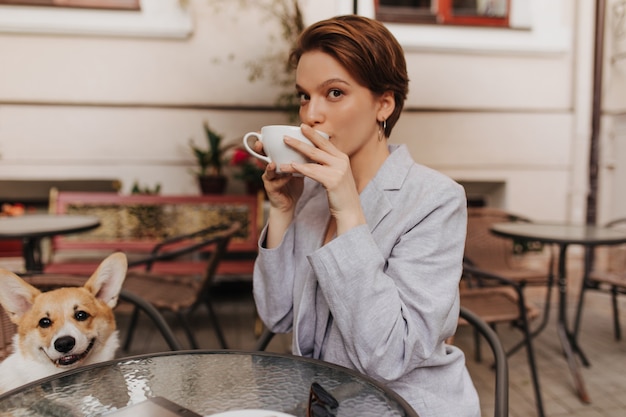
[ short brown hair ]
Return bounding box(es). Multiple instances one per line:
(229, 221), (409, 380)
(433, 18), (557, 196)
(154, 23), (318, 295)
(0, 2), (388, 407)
(290, 15), (409, 137)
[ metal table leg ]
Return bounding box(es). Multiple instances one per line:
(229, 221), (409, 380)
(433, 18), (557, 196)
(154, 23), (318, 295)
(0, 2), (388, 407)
(556, 243), (590, 403)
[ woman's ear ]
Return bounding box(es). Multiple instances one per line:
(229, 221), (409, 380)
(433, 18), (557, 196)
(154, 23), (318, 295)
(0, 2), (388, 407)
(377, 91), (395, 122)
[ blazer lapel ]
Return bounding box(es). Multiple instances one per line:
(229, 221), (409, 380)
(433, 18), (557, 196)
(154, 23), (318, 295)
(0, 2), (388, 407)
(360, 144), (413, 231)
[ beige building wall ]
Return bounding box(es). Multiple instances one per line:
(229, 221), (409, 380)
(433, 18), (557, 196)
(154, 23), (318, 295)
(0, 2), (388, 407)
(0, 0), (621, 224)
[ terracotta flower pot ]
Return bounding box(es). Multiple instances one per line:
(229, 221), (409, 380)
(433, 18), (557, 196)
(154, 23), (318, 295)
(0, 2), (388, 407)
(198, 175), (228, 194)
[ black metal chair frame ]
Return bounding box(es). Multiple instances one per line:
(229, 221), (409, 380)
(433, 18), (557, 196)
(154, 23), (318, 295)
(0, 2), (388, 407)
(118, 289), (182, 351)
(123, 223), (240, 350)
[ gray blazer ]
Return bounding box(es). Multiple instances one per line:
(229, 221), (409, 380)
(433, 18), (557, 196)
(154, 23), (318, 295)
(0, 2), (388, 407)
(253, 144), (480, 417)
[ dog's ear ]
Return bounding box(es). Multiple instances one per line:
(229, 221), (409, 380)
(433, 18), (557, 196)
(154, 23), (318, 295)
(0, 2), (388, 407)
(0, 269), (42, 324)
(84, 252), (128, 308)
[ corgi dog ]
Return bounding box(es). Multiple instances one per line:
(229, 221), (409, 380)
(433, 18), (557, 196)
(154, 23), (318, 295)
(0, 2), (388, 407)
(0, 252), (127, 394)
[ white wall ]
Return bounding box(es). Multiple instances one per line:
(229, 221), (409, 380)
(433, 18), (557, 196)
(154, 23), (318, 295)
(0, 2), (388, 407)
(0, 0), (615, 225)
(598, 0), (626, 224)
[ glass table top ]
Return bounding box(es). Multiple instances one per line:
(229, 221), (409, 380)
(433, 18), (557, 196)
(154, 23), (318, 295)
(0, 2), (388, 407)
(491, 222), (626, 246)
(0, 351), (418, 417)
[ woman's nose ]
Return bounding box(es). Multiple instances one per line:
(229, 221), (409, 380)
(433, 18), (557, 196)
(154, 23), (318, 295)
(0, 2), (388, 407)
(300, 99), (324, 126)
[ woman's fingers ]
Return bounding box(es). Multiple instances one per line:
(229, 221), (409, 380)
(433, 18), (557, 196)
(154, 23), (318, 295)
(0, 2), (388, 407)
(301, 124), (335, 153)
(283, 136), (331, 168)
(252, 138), (265, 155)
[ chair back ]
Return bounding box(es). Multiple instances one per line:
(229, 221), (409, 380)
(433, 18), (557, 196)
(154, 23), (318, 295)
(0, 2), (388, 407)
(459, 306), (509, 417)
(465, 207), (527, 271)
(605, 218), (626, 273)
(0, 305), (16, 361)
(126, 221), (241, 307)
(195, 223), (240, 299)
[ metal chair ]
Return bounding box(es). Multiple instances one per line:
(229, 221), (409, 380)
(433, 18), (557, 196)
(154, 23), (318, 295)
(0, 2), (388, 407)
(465, 206), (555, 357)
(575, 217), (626, 340)
(122, 222), (240, 350)
(461, 264), (544, 417)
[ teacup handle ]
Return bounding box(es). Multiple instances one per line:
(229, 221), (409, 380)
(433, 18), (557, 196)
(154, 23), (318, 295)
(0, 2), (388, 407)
(243, 132), (272, 165)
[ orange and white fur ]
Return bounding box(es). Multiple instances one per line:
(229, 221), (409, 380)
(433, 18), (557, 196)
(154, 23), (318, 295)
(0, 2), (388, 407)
(0, 252), (127, 394)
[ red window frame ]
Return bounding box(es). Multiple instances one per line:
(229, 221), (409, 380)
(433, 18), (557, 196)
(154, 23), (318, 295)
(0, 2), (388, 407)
(375, 0), (510, 28)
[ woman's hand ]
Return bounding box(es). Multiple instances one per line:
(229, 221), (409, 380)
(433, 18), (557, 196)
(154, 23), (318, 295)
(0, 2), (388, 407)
(253, 138), (305, 248)
(262, 162), (305, 214)
(281, 124), (366, 236)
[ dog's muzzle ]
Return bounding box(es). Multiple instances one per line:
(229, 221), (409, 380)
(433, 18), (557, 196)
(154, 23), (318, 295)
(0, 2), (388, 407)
(45, 337), (96, 367)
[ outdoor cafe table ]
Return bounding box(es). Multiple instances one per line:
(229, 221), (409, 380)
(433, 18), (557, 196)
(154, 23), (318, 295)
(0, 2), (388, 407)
(0, 214), (100, 273)
(491, 222), (626, 404)
(0, 350), (419, 417)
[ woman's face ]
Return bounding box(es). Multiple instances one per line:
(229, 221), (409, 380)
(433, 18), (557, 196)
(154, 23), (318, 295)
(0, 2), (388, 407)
(295, 50), (393, 159)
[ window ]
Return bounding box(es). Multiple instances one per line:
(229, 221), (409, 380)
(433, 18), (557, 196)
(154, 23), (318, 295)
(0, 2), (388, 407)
(376, 0), (509, 27)
(352, 1), (569, 55)
(0, 0), (192, 38)
(0, 0), (139, 10)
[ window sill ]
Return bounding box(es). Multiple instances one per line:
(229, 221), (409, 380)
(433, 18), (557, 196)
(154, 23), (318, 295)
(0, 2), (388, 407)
(355, 0), (571, 56)
(388, 23), (570, 56)
(0, 0), (192, 39)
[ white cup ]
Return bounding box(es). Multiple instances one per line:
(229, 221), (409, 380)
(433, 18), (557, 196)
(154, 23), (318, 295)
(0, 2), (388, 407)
(243, 125), (328, 174)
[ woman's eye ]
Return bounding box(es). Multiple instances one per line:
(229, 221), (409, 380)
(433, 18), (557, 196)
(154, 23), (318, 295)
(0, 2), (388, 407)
(38, 318), (52, 328)
(327, 89), (343, 99)
(298, 92), (310, 103)
(75, 311), (90, 321)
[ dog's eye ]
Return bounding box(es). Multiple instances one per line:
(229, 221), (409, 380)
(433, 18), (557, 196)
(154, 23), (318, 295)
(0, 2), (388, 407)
(38, 318), (52, 328)
(75, 310), (90, 321)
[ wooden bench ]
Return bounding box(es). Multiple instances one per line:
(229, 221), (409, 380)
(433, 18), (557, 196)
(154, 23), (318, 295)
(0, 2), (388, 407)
(44, 191), (262, 280)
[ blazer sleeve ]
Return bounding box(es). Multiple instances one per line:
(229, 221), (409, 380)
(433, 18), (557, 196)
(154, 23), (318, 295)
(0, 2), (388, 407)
(252, 222), (297, 334)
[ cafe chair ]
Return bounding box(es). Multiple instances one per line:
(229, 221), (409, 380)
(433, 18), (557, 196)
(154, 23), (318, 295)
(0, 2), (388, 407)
(121, 222), (240, 350)
(575, 217), (626, 341)
(461, 263), (545, 417)
(458, 305), (509, 417)
(465, 206), (555, 357)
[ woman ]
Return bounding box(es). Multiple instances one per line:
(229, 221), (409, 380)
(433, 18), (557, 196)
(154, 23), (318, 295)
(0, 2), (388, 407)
(253, 15), (480, 417)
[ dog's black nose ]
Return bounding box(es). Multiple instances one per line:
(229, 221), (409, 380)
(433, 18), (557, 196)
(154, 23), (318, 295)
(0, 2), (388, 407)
(54, 336), (76, 353)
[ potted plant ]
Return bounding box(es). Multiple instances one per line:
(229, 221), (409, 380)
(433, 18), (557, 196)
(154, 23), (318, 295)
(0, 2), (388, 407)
(189, 121), (230, 194)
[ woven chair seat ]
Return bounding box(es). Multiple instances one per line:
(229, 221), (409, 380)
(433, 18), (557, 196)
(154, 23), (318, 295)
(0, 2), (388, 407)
(588, 270), (626, 288)
(476, 267), (548, 285)
(122, 271), (200, 312)
(460, 287), (539, 324)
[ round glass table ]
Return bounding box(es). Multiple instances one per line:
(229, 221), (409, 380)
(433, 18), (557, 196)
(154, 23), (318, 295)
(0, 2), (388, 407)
(0, 350), (418, 417)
